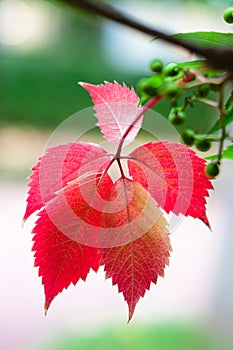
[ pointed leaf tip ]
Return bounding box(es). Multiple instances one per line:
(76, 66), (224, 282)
(44, 304), (48, 316)
(127, 310), (134, 323)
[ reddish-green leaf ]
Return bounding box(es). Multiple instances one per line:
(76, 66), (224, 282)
(99, 178), (171, 321)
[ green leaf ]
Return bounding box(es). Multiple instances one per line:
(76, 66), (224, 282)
(221, 146), (233, 159)
(205, 154), (218, 161)
(177, 60), (224, 77)
(177, 60), (206, 70)
(206, 145), (233, 160)
(225, 91), (233, 110)
(208, 92), (233, 134)
(174, 32), (233, 49)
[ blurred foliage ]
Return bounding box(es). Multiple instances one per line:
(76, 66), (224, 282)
(0, 0), (221, 130)
(0, 0), (139, 128)
(39, 323), (233, 350)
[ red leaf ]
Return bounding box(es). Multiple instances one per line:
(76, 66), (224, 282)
(32, 172), (113, 311)
(25, 81), (215, 321)
(24, 142), (109, 221)
(32, 172), (171, 318)
(80, 81), (143, 145)
(33, 216), (100, 312)
(128, 141), (213, 226)
(99, 178), (171, 321)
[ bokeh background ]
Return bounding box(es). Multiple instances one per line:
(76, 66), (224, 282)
(1, 0), (233, 349)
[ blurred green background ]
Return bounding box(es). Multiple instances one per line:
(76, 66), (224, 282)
(0, 0), (225, 129)
(41, 323), (233, 350)
(0, 0), (140, 128)
(0, 0), (227, 178)
(1, 1), (233, 350)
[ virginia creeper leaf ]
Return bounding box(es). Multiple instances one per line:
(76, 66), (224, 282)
(80, 81), (143, 145)
(33, 218), (100, 312)
(32, 172), (113, 311)
(128, 141), (213, 227)
(99, 178), (166, 247)
(99, 178), (171, 321)
(33, 173), (170, 317)
(26, 80), (215, 321)
(24, 142), (109, 221)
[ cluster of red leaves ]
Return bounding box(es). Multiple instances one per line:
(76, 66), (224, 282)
(24, 82), (213, 321)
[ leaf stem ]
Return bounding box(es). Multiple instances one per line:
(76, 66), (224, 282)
(95, 93), (162, 186)
(193, 97), (219, 109)
(184, 73), (230, 90)
(216, 86), (225, 165)
(116, 158), (125, 179)
(96, 158), (115, 189)
(183, 95), (219, 109)
(114, 95), (163, 159)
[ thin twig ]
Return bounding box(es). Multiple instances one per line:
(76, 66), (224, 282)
(216, 86), (225, 164)
(193, 98), (219, 109)
(59, 0), (233, 72)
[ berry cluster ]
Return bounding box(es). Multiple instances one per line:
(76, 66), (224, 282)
(137, 58), (224, 179)
(181, 130), (219, 178)
(138, 60), (186, 105)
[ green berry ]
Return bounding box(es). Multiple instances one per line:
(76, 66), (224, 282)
(140, 75), (164, 96)
(205, 162), (220, 178)
(150, 59), (163, 73)
(168, 108), (186, 125)
(164, 82), (183, 98)
(140, 81), (158, 96)
(195, 137), (211, 152)
(181, 129), (195, 146)
(223, 7), (233, 24)
(163, 63), (180, 77)
(149, 74), (164, 88)
(194, 84), (210, 98)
